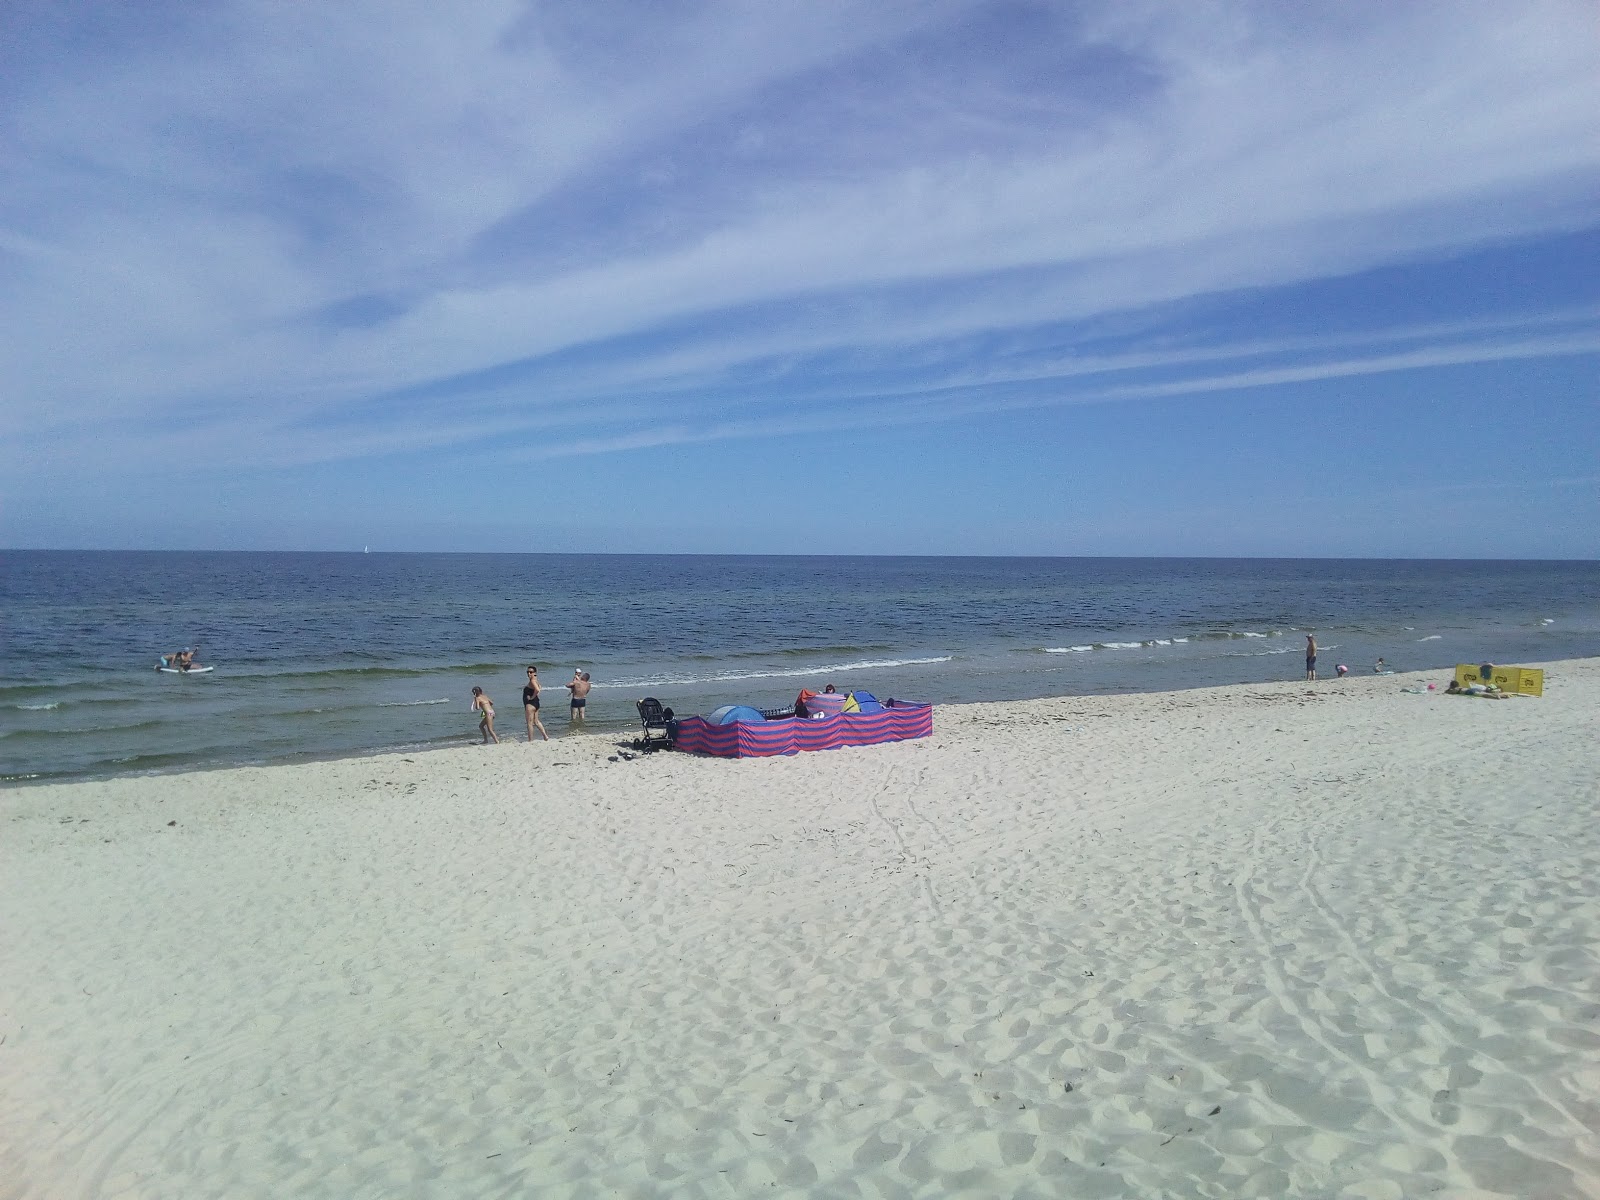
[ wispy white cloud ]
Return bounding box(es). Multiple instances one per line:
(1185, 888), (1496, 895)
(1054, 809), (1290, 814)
(1, 0), (1596, 471)
(483, 326), (1600, 463)
(28, 312), (1586, 472)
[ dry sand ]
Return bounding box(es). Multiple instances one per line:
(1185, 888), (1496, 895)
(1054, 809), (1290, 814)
(3, 660), (1598, 1199)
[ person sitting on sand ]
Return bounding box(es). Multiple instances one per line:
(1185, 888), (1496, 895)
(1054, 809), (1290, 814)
(471, 686), (498, 743)
(1445, 679), (1463, 694)
(1374, 658), (1387, 673)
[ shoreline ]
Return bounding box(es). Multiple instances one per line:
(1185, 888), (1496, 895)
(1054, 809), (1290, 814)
(5, 653), (1590, 789)
(3, 660), (1598, 1197)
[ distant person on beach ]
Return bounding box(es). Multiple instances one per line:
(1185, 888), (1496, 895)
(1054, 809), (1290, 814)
(471, 686), (498, 744)
(523, 667), (549, 742)
(566, 670), (591, 725)
(1375, 658), (1387, 673)
(823, 683), (837, 694)
(1305, 635), (1317, 680)
(1335, 663), (1349, 677)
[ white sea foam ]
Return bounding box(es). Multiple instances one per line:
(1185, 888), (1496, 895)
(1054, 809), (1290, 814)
(1045, 636), (1187, 653)
(377, 698), (453, 707)
(1416, 635), (1442, 641)
(603, 656), (954, 689)
(1240, 631), (1268, 638)
(1540, 617), (1555, 625)
(16, 702), (59, 710)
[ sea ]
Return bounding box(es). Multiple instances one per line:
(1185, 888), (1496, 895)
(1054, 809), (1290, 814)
(3, 552), (1596, 784)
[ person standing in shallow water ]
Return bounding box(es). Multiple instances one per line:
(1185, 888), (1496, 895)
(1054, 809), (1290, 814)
(528, 668), (553, 742)
(523, 667), (549, 742)
(471, 686), (498, 744)
(566, 670), (591, 726)
(1305, 634), (1317, 681)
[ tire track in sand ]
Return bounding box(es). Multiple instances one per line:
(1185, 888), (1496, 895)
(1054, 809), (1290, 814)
(1231, 823), (1474, 1183)
(1291, 825), (1600, 1153)
(865, 764), (943, 919)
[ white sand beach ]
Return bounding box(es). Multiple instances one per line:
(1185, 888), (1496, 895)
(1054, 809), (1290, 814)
(3, 660), (1598, 1199)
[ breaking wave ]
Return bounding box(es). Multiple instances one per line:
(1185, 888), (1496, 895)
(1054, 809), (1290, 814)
(602, 656), (954, 689)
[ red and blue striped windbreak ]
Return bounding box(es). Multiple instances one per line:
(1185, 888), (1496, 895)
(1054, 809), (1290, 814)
(673, 703), (932, 758)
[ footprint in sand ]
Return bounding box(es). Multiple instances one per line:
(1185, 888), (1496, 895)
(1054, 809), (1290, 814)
(1430, 1087), (1460, 1126)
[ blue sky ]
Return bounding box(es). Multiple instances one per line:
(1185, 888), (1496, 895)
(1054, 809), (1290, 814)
(2, 0), (1596, 556)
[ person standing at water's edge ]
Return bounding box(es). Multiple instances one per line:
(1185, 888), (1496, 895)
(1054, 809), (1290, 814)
(1305, 634), (1317, 681)
(471, 686), (498, 744)
(566, 670), (591, 726)
(523, 667), (549, 742)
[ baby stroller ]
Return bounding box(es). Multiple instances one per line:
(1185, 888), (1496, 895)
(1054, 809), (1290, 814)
(634, 697), (676, 751)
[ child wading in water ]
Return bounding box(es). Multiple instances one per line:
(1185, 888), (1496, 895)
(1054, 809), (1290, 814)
(471, 686), (499, 743)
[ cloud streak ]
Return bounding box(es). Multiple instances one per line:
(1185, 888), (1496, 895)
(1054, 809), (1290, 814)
(2, 0), (1597, 475)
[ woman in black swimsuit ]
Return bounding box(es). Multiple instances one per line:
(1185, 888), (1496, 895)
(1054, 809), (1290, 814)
(523, 667), (549, 742)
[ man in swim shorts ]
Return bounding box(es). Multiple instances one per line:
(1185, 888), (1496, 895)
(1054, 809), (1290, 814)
(523, 666), (549, 742)
(1304, 634), (1317, 681)
(566, 670), (591, 725)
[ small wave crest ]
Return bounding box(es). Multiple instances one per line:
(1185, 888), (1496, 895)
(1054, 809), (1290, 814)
(1042, 635), (1189, 653)
(2, 717), (167, 740)
(703, 644), (896, 661)
(14, 702), (60, 710)
(1416, 634), (1442, 641)
(376, 698), (453, 707)
(601, 656), (953, 689)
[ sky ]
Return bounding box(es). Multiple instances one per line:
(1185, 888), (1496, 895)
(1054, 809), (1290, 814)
(1, 0), (1597, 557)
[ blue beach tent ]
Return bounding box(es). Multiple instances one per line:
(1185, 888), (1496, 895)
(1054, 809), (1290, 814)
(708, 704), (766, 725)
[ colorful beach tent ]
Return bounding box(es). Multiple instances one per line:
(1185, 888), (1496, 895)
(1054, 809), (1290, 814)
(673, 702), (932, 758)
(841, 690), (885, 714)
(708, 704), (766, 725)
(802, 692), (847, 717)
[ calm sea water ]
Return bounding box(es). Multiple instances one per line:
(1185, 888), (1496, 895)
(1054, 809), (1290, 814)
(3, 552), (1596, 783)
